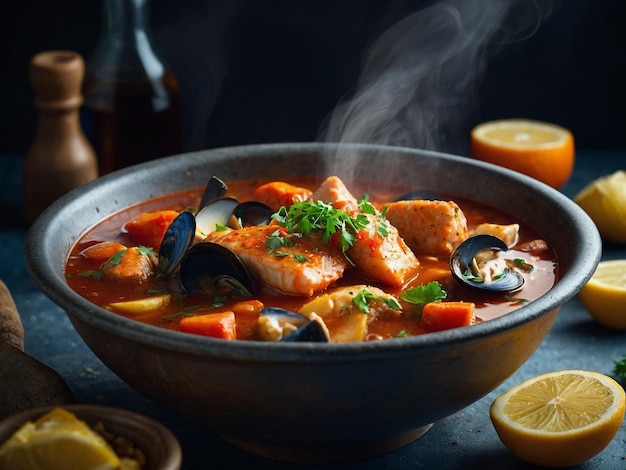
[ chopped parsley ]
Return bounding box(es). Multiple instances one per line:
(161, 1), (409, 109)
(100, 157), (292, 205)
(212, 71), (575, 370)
(272, 200), (371, 253)
(504, 294), (529, 305)
(400, 281), (447, 305)
(265, 229), (307, 262)
(78, 270), (102, 280)
(353, 286), (401, 314)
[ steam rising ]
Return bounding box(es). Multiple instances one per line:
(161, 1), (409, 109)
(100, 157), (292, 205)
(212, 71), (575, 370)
(318, 0), (554, 176)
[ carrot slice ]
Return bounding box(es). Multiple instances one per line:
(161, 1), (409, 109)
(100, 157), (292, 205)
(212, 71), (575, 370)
(124, 210), (180, 250)
(419, 301), (475, 332)
(178, 312), (237, 340)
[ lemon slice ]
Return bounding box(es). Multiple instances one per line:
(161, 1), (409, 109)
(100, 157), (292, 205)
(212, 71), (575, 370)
(574, 170), (626, 243)
(490, 370), (625, 468)
(578, 259), (626, 330)
(0, 407), (121, 470)
(470, 119), (575, 189)
(107, 294), (171, 315)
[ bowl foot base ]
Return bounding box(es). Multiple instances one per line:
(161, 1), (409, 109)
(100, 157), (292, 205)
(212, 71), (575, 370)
(219, 423), (434, 463)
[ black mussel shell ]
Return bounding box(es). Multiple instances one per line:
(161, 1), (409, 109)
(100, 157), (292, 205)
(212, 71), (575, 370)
(260, 307), (330, 343)
(450, 234), (525, 294)
(195, 197), (239, 235)
(232, 201), (273, 228)
(157, 211), (196, 276)
(179, 242), (254, 296)
(198, 176), (228, 211)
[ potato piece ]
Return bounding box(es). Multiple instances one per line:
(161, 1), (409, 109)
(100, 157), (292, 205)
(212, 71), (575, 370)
(299, 285), (400, 343)
(107, 294), (171, 315)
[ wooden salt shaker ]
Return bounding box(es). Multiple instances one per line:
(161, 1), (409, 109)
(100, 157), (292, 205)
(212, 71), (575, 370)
(23, 50), (99, 223)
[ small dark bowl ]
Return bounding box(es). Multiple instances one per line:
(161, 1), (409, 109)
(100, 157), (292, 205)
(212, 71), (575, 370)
(0, 405), (181, 469)
(24, 143), (601, 463)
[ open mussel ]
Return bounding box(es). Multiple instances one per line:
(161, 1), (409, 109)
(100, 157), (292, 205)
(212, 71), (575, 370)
(258, 307), (330, 342)
(157, 211), (196, 276)
(450, 234), (525, 294)
(159, 176), (274, 276)
(195, 197), (239, 235)
(198, 175), (228, 211)
(179, 242), (254, 297)
(232, 201), (273, 228)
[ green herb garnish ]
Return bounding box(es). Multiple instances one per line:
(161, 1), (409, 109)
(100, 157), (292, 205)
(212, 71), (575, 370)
(353, 286), (401, 314)
(614, 354), (626, 381)
(400, 281), (447, 305)
(78, 270), (102, 280)
(504, 295), (529, 305)
(272, 200), (370, 253)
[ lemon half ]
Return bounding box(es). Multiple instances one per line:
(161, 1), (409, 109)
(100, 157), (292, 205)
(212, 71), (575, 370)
(574, 170), (626, 243)
(578, 259), (626, 330)
(490, 370), (625, 468)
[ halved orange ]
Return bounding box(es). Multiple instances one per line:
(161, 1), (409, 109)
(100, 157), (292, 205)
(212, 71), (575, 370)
(471, 119), (575, 189)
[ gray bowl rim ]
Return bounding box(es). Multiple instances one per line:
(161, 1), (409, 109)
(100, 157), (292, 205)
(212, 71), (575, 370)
(24, 142), (602, 362)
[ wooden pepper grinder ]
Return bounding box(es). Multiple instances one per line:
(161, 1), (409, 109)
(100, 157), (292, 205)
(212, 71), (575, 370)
(23, 50), (99, 223)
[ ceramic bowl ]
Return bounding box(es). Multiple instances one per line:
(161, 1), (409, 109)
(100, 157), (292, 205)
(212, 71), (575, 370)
(24, 143), (601, 463)
(0, 404), (181, 469)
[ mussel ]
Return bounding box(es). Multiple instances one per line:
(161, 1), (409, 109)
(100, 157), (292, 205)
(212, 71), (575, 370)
(232, 201), (273, 228)
(450, 234), (525, 294)
(198, 175), (228, 211)
(158, 176), (273, 277)
(157, 211), (196, 276)
(258, 307), (330, 342)
(179, 242), (254, 296)
(195, 197), (239, 235)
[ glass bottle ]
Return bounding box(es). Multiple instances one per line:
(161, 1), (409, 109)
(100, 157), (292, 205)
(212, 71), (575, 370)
(82, 0), (182, 175)
(23, 51), (99, 223)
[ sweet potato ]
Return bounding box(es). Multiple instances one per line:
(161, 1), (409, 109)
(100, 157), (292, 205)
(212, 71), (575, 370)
(420, 301), (475, 333)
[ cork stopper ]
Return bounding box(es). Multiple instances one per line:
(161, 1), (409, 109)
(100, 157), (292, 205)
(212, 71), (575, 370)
(29, 50), (85, 110)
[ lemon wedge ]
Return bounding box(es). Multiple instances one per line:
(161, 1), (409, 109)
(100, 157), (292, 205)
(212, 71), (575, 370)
(107, 294), (171, 315)
(574, 170), (626, 243)
(490, 370), (625, 468)
(578, 259), (626, 330)
(0, 407), (121, 470)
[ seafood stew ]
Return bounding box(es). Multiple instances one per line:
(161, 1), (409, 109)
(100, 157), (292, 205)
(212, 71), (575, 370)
(65, 176), (558, 342)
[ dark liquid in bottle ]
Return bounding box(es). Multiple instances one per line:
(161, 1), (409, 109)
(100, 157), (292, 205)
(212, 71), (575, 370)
(82, 70), (182, 175)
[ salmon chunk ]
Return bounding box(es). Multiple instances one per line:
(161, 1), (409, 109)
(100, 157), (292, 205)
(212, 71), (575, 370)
(310, 176), (420, 286)
(310, 176), (360, 213)
(384, 200), (468, 256)
(205, 225), (348, 296)
(348, 213), (420, 287)
(100, 247), (157, 283)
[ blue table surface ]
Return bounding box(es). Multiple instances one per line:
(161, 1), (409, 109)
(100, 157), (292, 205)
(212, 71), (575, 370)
(0, 150), (625, 470)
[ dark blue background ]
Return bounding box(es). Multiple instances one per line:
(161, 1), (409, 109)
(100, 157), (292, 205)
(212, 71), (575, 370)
(2, 0), (625, 155)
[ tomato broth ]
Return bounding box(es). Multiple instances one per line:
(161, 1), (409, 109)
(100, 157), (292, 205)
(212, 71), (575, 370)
(65, 177), (558, 341)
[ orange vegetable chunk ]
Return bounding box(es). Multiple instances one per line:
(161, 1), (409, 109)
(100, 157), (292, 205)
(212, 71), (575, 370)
(252, 181), (312, 212)
(420, 301), (475, 332)
(124, 210), (179, 250)
(179, 312), (237, 340)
